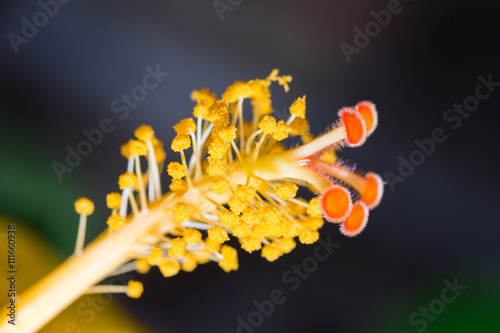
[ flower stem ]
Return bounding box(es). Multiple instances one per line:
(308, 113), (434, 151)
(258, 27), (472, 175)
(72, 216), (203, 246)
(0, 201), (175, 333)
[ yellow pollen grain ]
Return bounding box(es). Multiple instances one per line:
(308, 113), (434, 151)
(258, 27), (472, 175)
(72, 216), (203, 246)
(190, 88), (216, 105)
(74, 197), (94, 215)
(147, 247), (164, 266)
(135, 258), (151, 274)
(240, 237), (262, 253)
(212, 177), (230, 194)
(106, 192), (122, 210)
(172, 202), (189, 222)
(258, 115), (277, 135)
(207, 157), (226, 177)
(229, 195), (247, 215)
(289, 118), (309, 136)
(215, 125), (237, 142)
(278, 238), (296, 254)
(208, 137), (229, 159)
(128, 140), (148, 156)
(274, 182), (298, 200)
(184, 228), (202, 245)
(134, 124), (155, 142)
(272, 120), (291, 141)
(126, 281), (143, 299)
(168, 237), (186, 259)
(219, 245), (238, 272)
(222, 81), (253, 103)
(182, 253), (198, 272)
(173, 118), (197, 135)
(159, 258), (181, 277)
(307, 197), (323, 217)
(299, 229), (319, 244)
(167, 162), (187, 179)
(235, 185), (257, 200)
(169, 179), (188, 195)
(208, 227), (230, 244)
(106, 213), (126, 230)
(261, 243), (283, 262)
(289, 95), (306, 118)
(219, 210), (240, 228)
(118, 172), (138, 190)
(171, 134), (191, 152)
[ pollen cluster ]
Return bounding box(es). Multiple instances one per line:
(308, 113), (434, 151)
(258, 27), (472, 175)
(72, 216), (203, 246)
(72, 69), (383, 300)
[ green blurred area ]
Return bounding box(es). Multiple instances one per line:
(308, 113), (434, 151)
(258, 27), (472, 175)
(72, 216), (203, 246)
(373, 274), (500, 332)
(0, 111), (105, 256)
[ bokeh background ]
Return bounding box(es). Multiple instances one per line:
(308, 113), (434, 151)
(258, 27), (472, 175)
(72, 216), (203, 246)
(1, 1), (500, 332)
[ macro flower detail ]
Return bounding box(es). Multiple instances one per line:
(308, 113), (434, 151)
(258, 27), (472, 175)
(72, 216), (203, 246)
(1, 69), (384, 332)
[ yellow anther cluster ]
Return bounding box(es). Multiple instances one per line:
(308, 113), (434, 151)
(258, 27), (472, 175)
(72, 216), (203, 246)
(135, 258), (151, 274)
(307, 197), (322, 217)
(167, 162), (187, 179)
(120, 141), (133, 159)
(74, 197), (94, 215)
(302, 216), (324, 231)
(169, 179), (188, 195)
(191, 88), (217, 119)
(168, 237), (186, 259)
(205, 237), (222, 252)
(219, 210), (239, 227)
(274, 182), (298, 200)
(298, 229), (319, 244)
(207, 100), (230, 126)
(278, 238), (296, 254)
(106, 213), (126, 230)
(289, 95), (306, 118)
(212, 176), (230, 194)
(128, 140), (148, 156)
(273, 120), (291, 141)
(289, 118), (309, 136)
(171, 134), (191, 152)
(229, 195), (247, 215)
(173, 118), (197, 135)
(277, 75), (293, 93)
(118, 172), (138, 190)
(214, 125), (237, 142)
(241, 208), (259, 225)
(249, 79), (273, 116)
(219, 245), (238, 272)
(235, 185), (257, 200)
(222, 81), (253, 103)
(191, 88), (216, 105)
(208, 227), (230, 244)
(258, 115), (277, 135)
(134, 124), (155, 142)
(208, 137), (230, 159)
(106, 192), (122, 210)
(147, 247), (164, 266)
(184, 228), (202, 245)
(182, 253), (198, 272)
(240, 237), (262, 253)
(207, 157), (226, 177)
(126, 281), (144, 299)
(172, 202), (189, 222)
(261, 243), (283, 262)
(159, 258), (181, 277)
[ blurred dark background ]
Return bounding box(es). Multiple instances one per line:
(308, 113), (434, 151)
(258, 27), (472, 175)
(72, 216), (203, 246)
(1, 1), (500, 332)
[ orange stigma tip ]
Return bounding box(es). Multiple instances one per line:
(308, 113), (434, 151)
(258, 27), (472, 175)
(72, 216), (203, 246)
(338, 107), (367, 147)
(361, 172), (384, 209)
(340, 201), (368, 237)
(356, 101), (378, 136)
(320, 186), (352, 223)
